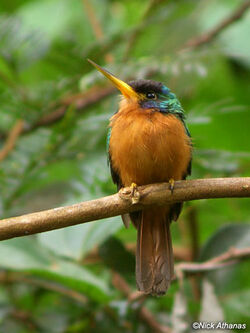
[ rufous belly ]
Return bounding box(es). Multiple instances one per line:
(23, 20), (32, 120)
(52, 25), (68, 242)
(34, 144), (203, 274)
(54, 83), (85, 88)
(109, 104), (191, 186)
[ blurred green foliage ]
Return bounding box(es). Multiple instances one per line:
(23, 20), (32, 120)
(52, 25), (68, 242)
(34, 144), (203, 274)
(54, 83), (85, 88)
(0, 0), (249, 332)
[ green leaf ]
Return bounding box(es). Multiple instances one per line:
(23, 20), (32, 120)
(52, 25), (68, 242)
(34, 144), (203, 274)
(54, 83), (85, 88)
(222, 289), (250, 322)
(200, 224), (250, 261)
(18, 0), (83, 41)
(38, 218), (122, 260)
(99, 236), (135, 284)
(0, 238), (110, 302)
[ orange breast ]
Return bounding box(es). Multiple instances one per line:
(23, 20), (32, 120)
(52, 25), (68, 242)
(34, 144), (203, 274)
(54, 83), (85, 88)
(109, 99), (192, 186)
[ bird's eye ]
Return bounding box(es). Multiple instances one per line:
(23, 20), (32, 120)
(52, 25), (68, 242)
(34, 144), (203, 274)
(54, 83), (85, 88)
(146, 92), (156, 99)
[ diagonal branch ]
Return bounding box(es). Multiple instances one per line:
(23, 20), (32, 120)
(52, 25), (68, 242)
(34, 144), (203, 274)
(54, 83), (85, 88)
(0, 119), (24, 162)
(0, 64), (159, 140)
(176, 247), (250, 274)
(184, 0), (250, 49)
(82, 0), (113, 63)
(0, 86), (115, 140)
(0, 177), (249, 241)
(27, 86), (115, 131)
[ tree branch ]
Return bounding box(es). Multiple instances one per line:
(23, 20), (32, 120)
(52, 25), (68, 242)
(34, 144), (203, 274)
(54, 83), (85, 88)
(0, 86), (115, 140)
(0, 119), (24, 162)
(82, 0), (113, 63)
(176, 247), (250, 274)
(184, 0), (250, 49)
(0, 64), (159, 140)
(29, 86), (115, 131)
(0, 177), (249, 241)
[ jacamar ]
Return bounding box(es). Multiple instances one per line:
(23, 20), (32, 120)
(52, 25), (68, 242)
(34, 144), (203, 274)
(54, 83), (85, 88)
(88, 59), (192, 296)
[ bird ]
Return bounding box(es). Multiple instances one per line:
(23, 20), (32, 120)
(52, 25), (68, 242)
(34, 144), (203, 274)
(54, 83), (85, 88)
(88, 59), (192, 296)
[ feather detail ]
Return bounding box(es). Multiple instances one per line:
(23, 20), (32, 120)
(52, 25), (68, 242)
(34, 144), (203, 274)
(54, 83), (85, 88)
(136, 207), (173, 295)
(121, 214), (130, 228)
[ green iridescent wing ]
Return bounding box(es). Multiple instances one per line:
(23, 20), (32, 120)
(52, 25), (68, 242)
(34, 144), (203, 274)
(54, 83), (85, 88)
(107, 127), (129, 227)
(107, 127), (122, 189)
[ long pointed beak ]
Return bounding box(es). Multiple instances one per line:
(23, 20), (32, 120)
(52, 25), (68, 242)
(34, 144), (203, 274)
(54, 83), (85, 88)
(88, 59), (138, 99)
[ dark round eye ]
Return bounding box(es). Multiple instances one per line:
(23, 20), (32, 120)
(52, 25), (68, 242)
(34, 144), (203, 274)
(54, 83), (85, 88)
(146, 91), (156, 99)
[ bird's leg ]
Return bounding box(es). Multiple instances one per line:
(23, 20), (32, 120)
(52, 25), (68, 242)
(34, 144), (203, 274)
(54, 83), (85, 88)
(118, 182), (140, 204)
(130, 182), (140, 204)
(169, 178), (175, 194)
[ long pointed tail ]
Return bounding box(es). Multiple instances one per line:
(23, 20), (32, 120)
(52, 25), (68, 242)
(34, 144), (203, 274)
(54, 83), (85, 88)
(136, 208), (174, 295)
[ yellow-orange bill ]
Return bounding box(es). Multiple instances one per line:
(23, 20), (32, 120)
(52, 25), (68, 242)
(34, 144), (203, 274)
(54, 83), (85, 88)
(87, 59), (138, 99)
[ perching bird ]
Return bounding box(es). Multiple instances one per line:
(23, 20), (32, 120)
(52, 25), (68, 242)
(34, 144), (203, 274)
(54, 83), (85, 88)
(88, 59), (192, 296)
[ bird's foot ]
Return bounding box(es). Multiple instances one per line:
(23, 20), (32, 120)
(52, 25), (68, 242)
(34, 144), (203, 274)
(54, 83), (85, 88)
(130, 182), (140, 204)
(169, 178), (175, 194)
(118, 183), (140, 204)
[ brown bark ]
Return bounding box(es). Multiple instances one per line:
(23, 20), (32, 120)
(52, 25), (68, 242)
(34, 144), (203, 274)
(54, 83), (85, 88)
(0, 177), (249, 241)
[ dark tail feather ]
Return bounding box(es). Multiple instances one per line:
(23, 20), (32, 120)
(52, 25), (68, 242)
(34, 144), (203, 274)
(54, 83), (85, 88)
(136, 208), (174, 296)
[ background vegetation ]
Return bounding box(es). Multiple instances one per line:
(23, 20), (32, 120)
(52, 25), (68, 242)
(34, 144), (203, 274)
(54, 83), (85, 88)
(0, 0), (249, 332)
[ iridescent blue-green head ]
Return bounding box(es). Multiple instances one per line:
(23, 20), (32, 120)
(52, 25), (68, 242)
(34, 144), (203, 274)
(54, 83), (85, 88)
(128, 79), (184, 118)
(87, 59), (184, 119)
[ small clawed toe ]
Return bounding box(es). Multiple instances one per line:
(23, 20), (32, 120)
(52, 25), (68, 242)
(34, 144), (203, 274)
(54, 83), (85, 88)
(131, 183), (140, 204)
(169, 178), (175, 194)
